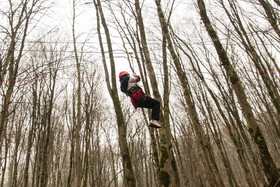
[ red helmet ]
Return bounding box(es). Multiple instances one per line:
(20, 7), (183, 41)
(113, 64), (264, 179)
(119, 71), (129, 77)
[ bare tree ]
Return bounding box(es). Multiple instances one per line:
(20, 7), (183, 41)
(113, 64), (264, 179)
(93, 0), (136, 186)
(71, 0), (83, 185)
(257, 0), (280, 38)
(197, 0), (280, 185)
(134, 0), (181, 186)
(0, 0), (44, 148)
(156, 0), (227, 186)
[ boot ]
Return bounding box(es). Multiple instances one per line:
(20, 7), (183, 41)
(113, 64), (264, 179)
(149, 120), (161, 128)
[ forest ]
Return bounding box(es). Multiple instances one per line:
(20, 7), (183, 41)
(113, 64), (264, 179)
(0, 0), (280, 186)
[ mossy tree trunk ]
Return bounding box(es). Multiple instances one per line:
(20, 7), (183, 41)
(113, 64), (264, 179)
(174, 36), (259, 186)
(135, 0), (180, 186)
(94, 0), (136, 186)
(154, 0), (225, 186)
(258, 0), (280, 38)
(220, 0), (280, 116)
(154, 0), (226, 186)
(197, 0), (280, 185)
(274, 0), (280, 6)
(162, 28), (180, 187)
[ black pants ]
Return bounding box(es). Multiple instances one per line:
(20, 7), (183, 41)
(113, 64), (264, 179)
(138, 96), (160, 120)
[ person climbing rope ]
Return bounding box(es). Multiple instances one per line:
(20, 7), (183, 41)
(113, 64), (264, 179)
(119, 71), (161, 128)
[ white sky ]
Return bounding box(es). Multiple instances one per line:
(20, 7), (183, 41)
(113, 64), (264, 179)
(27, 0), (193, 74)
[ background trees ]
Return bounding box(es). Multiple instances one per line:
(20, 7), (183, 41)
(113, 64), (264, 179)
(0, 0), (279, 186)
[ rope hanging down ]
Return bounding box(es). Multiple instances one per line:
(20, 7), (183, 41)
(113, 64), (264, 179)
(128, 51), (135, 73)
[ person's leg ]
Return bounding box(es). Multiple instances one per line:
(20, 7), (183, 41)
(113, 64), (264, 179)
(138, 96), (160, 120)
(150, 98), (160, 120)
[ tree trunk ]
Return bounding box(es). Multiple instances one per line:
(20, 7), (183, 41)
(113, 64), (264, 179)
(155, 0), (225, 186)
(94, 0), (136, 186)
(0, 0), (36, 148)
(197, 0), (280, 185)
(258, 0), (280, 38)
(135, 1), (180, 186)
(221, 0), (280, 116)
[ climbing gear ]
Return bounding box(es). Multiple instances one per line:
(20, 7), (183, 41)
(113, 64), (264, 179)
(119, 72), (141, 98)
(119, 71), (161, 122)
(119, 71), (129, 78)
(129, 87), (146, 103)
(119, 72), (145, 108)
(149, 120), (161, 128)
